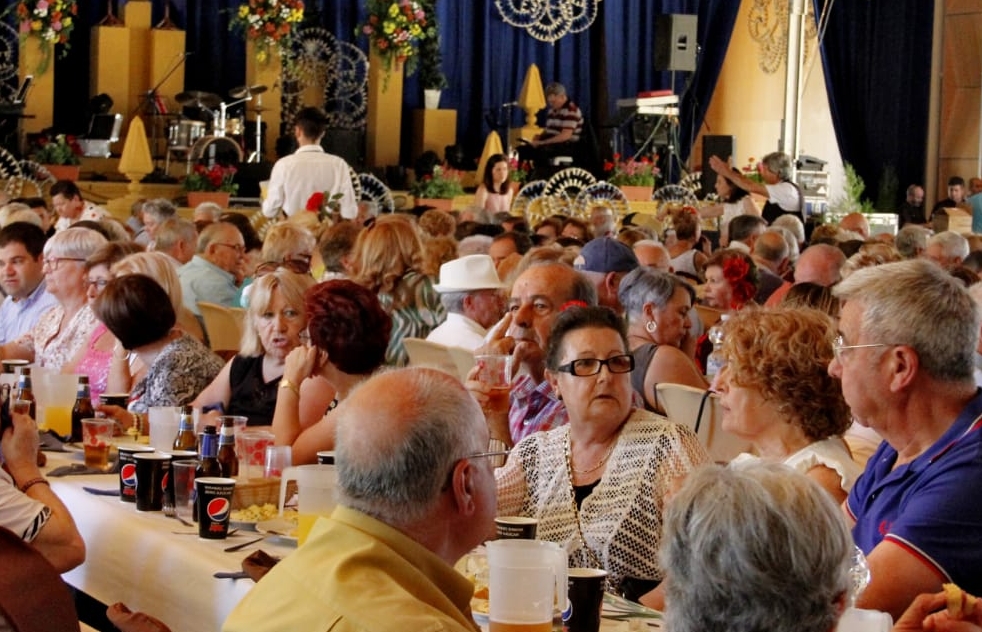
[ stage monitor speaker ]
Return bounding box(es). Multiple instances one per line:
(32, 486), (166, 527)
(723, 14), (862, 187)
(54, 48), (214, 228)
(321, 128), (365, 170)
(701, 135), (735, 198)
(654, 14), (698, 72)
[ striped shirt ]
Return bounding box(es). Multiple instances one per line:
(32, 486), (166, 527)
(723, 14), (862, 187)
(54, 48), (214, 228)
(543, 99), (583, 142)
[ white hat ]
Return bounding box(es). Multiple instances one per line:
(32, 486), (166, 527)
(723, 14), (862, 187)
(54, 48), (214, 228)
(433, 254), (504, 293)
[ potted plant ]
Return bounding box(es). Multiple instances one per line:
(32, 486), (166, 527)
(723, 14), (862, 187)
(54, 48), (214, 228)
(357, 0), (430, 90)
(508, 155), (531, 193)
(184, 163), (239, 208)
(6, 0), (78, 74)
(32, 133), (83, 181)
(604, 154), (659, 200)
(411, 164), (464, 210)
(416, 0), (446, 109)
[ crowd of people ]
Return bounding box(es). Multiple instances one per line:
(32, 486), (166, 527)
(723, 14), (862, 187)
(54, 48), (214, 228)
(1, 127), (982, 632)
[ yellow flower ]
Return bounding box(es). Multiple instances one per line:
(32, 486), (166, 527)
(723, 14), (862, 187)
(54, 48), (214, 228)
(31, 20), (42, 32)
(62, 17), (72, 27)
(256, 49), (268, 63)
(409, 24), (422, 37)
(387, 3), (399, 18)
(238, 5), (250, 18)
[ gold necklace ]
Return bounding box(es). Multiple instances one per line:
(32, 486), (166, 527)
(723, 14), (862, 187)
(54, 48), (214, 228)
(562, 429), (606, 570)
(566, 433), (616, 474)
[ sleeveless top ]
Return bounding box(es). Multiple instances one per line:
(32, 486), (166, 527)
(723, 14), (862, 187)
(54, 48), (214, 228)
(484, 189), (513, 213)
(761, 180), (805, 224)
(630, 343), (659, 412)
(228, 354), (280, 426)
(75, 322), (112, 402)
(669, 249), (698, 277)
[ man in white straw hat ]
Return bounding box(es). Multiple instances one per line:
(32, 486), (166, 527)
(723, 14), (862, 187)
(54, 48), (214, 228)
(427, 254), (505, 350)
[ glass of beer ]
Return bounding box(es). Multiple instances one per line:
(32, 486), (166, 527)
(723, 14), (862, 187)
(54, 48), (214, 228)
(476, 354), (512, 418)
(81, 418), (116, 472)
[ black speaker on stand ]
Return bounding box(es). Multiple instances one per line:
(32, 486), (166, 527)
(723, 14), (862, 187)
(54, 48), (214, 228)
(701, 135), (736, 198)
(654, 14), (698, 73)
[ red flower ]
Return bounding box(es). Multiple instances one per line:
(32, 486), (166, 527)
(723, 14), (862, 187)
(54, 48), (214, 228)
(306, 192), (324, 211)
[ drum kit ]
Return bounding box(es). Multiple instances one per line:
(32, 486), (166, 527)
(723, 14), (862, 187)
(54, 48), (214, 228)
(164, 84), (269, 173)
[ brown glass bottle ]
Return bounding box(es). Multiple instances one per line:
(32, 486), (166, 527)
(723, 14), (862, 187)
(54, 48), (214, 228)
(70, 375), (94, 442)
(193, 426), (222, 522)
(172, 405), (198, 452)
(217, 417), (238, 477)
(14, 367), (36, 420)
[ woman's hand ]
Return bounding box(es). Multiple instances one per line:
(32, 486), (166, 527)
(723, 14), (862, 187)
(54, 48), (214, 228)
(283, 344), (321, 385)
(95, 405), (132, 434)
(893, 590), (982, 632)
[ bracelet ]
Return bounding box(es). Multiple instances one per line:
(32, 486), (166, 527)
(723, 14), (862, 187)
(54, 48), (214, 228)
(18, 477), (49, 493)
(130, 412), (142, 434)
(278, 378), (300, 397)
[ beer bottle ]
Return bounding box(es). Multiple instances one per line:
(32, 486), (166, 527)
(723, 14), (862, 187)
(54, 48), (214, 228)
(172, 405), (197, 452)
(217, 417), (238, 477)
(194, 426), (222, 522)
(70, 375), (94, 443)
(14, 367), (35, 420)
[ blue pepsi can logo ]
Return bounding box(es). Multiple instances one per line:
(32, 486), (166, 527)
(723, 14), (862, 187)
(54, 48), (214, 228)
(121, 463), (137, 487)
(207, 497), (230, 522)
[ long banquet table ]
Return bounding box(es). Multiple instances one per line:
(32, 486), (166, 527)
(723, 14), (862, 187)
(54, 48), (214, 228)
(45, 449), (295, 632)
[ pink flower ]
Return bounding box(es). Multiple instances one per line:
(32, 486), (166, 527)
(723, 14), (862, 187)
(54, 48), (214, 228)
(362, 24), (373, 34)
(19, 21), (30, 33)
(37, 0), (49, 10)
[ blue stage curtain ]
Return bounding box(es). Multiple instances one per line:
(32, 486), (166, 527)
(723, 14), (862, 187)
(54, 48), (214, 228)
(42, 0), (736, 166)
(813, 0), (933, 203)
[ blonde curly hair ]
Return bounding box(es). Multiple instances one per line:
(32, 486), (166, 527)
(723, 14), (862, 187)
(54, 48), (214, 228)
(351, 214), (426, 295)
(722, 306), (851, 441)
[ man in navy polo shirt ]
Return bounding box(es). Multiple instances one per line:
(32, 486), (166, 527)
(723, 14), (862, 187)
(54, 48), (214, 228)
(829, 259), (982, 620)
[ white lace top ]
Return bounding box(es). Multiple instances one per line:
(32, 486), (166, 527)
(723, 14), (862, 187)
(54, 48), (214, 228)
(495, 409), (709, 590)
(732, 436), (862, 493)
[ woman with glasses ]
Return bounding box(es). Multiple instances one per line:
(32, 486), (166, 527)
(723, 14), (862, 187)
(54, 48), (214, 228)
(714, 307), (860, 504)
(194, 268), (332, 428)
(73, 241), (144, 401)
(0, 227), (107, 369)
(271, 280), (391, 464)
(495, 305), (708, 602)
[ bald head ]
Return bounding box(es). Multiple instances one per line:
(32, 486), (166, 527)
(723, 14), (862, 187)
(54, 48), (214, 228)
(794, 243), (847, 286)
(753, 230), (790, 273)
(335, 368), (488, 527)
(838, 213), (870, 239)
(633, 240), (671, 271)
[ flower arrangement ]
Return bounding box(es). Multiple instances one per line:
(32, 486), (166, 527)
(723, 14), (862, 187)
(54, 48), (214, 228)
(509, 156), (531, 185)
(229, 0), (305, 65)
(357, 0), (431, 78)
(411, 165), (464, 199)
(32, 133), (82, 165)
(7, 0), (78, 74)
(184, 164), (239, 194)
(741, 157), (765, 184)
(604, 154), (660, 187)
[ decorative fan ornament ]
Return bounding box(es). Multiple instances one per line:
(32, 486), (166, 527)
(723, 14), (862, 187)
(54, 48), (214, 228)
(495, 0), (601, 44)
(678, 171), (705, 197)
(358, 173), (395, 213)
(281, 27), (368, 131)
(544, 167), (596, 199)
(11, 160), (56, 198)
(511, 179), (548, 218)
(524, 193), (571, 226)
(347, 165), (364, 201)
(652, 184), (699, 206)
(0, 148), (24, 197)
(573, 181), (630, 219)
(0, 21), (19, 101)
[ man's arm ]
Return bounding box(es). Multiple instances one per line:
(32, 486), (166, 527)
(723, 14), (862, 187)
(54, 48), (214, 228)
(261, 162), (286, 218)
(857, 540), (945, 622)
(708, 155), (768, 197)
(533, 127), (573, 147)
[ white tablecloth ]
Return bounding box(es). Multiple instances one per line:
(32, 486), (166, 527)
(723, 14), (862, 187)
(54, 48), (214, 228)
(45, 451), (294, 632)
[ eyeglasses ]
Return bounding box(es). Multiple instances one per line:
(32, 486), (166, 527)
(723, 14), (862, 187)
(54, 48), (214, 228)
(86, 278), (110, 290)
(43, 257), (85, 270)
(214, 243), (245, 255)
(464, 438), (511, 469)
(832, 334), (890, 361)
(555, 354), (635, 377)
(255, 257), (311, 277)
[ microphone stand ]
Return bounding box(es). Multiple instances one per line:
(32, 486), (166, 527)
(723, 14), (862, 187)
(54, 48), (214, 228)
(138, 51), (191, 180)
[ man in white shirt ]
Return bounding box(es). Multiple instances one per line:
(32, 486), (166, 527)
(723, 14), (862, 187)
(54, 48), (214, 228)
(0, 222), (58, 343)
(709, 151), (804, 225)
(427, 255), (504, 351)
(261, 106), (357, 221)
(50, 180), (109, 232)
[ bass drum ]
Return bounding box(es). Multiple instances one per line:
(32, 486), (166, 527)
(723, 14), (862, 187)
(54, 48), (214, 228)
(188, 136), (244, 167)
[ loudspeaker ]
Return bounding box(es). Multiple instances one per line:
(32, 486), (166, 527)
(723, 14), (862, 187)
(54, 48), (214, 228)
(701, 135), (735, 198)
(321, 128), (366, 170)
(654, 14), (698, 72)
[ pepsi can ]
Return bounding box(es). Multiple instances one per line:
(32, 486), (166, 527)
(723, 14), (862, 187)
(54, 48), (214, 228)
(117, 445), (154, 502)
(195, 477), (236, 539)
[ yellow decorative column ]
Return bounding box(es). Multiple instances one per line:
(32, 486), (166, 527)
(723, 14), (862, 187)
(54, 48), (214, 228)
(511, 64), (546, 147)
(366, 50), (404, 167)
(475, 131), (505, 187)
(245, 44), (283, 164)
(111, 117), (154, 215)
(18, 38), (54, 134)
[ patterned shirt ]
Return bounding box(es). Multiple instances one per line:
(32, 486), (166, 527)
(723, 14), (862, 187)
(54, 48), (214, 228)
(508, 374), (568, 444)
(543, 99), (583, 142)
(54, 201), (110, 232)
(15, 304), (99, 370)
(378, 271), (446, 367)
(130, 334), (225, 413)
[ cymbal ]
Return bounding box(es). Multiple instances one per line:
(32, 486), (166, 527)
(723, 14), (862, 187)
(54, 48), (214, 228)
(229, 84), (268, 99)
(175, 90), (220, 108)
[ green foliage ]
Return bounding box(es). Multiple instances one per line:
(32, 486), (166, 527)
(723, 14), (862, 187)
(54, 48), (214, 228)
(410, 165), (464, 199)
(830, 162), (875, 216)
(416, 0), (447, 89)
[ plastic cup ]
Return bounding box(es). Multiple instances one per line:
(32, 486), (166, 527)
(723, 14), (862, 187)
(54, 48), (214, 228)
(278, 464), (336, 545)
(564, 568), (608, 632)
(117, 445), (155, 502)
(475, 354), (512, 418)
(172, 460), (198, 524)
(81, 418), (115, 472)
(240, 430), (275, 480)
(134, 452), (171, 511)
(148, 407), (181, 452)
(195, 477), (236, 539)
(264, 445), (292, 478)
(33, 369), (77, 437)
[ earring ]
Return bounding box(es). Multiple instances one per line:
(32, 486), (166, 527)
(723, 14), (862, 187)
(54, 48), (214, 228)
(645, 321), (657, 333)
